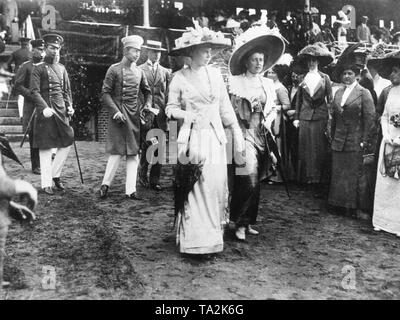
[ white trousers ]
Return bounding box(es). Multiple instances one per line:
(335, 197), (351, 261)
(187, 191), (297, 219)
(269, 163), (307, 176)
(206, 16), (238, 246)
(101, 155), (139, 195)
(39, 146), (71, 188)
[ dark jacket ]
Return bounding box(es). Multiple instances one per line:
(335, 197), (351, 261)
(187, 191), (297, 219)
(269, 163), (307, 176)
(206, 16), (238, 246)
(14, 60), (37, 131)
(295, 71), (332, 121)
(30, 57), (74, 149)
(102, 59), (152, 156)
(7, 47), (32, 73)
(138, 61), (171, 131)
(330, 83), (376, 152)
(376, 85), (393, 117)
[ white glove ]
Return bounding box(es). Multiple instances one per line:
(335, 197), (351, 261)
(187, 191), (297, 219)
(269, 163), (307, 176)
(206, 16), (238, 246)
(393, 136), (400, 146)
(113, 111), (126, 123)
(232, 124), (245, 153)
(43, 107), (54, 118)
(293, 120), (300, 128)
(67, 107), (75, 116)
(14, 180), (38, 208)
(184, 111), (199, 123)
(383, 135), (393, 144)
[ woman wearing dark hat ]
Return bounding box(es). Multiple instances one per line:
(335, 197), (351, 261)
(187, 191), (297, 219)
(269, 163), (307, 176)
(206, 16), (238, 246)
(228, 26), (285, 240)
(166, 27), (244, 255)
(293, 43), (333, 194)
(328, 47), (376, 218)
(372, 51), (400, 237)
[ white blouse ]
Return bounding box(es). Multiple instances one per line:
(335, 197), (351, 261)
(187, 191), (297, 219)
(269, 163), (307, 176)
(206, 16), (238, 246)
(303, 69), (322, 97)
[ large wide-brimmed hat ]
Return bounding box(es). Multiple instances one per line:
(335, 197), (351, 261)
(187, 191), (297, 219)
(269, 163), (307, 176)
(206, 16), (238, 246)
(229, 26), (285, 76)
(332, 43), (367, 82)
(169, 26), (231, 57)
(366, 43), (388, 70)
(297, 42), (334, 68)
(368, 50), (400, 79)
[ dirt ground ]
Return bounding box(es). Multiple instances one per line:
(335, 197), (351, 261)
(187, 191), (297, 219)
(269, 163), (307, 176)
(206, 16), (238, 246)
(1, 141), (400, 300)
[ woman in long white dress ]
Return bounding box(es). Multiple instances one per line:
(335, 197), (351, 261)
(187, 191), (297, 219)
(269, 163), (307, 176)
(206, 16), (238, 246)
(373, 52), (400, 236)
(166, 27), (244, 255)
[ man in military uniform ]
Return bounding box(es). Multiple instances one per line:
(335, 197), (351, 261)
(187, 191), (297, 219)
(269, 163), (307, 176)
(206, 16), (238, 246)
(14, 39), (45, 175)
(99, 35), (152, 200)
(7, 37), (32, 73)
(138, 40), (171, 191)
(30, 34), (75, 195)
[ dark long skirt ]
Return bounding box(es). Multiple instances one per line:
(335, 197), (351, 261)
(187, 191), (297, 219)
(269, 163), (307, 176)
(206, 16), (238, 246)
(230, 129), (270, 227)
(298, 119), (328, 184)
(328, 151), (374, 212)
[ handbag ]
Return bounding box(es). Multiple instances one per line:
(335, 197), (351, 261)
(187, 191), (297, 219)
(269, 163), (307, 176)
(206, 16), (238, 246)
(382, 143), (400, 178)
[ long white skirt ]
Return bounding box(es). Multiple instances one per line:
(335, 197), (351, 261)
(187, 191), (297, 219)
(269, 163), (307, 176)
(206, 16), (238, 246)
(176, 128), (229, 254)
(373, 141), (400, 236)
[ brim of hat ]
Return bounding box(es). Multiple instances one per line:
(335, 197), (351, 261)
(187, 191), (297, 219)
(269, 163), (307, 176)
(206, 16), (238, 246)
(229, 35), (285, 76)
(142, 45), (167, 51)
(368, 57), (400, 79)
(297, 53), (334, 68)
(168, 42), (231, 57)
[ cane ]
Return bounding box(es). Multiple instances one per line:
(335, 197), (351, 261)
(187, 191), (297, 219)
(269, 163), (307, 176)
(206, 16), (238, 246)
(20, 109), (36, 148)
(52, 111), (84, 184)
(69, 115), (84, 184)
(73, 140), (84, 184)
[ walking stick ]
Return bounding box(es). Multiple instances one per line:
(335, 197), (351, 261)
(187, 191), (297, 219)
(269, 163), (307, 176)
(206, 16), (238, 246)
(73, 140), (84, 184)
(52, 112), (84, 184)
(20, 109), (36, 148)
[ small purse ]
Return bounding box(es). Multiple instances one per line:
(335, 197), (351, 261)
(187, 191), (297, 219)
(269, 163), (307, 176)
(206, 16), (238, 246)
(383, 143), (400, 178)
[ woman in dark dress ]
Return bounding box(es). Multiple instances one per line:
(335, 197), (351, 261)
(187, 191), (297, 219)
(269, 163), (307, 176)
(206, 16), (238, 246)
(293, 43), (333, 195)
(328, 57), (376, 217)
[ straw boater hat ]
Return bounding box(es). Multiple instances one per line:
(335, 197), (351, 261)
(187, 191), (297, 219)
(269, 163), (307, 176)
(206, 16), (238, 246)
(332, 43), (367, 82)
(229, 26), (286, 76)
(142, 40), (167, 52)
(168, 26), (231, 57)
(297, 42), (334, 68)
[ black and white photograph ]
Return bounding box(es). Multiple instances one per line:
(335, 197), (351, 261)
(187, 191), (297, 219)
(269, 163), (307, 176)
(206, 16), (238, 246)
(1, 0), (400, 304)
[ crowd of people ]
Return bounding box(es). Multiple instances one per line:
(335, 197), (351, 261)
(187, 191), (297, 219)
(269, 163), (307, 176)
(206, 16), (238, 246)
(3, 9), (400, 285)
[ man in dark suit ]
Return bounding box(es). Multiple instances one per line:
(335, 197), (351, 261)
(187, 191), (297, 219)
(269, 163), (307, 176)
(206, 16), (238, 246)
(14, 39), (45, 175)
(30, 34), (75, 195)
(138, 40), (171, 191)
(7, 37), (32, 73)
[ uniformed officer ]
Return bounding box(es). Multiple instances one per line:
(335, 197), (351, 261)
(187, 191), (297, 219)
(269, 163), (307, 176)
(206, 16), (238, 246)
(99, 35), (152, 200)
(138, 40), (171, 191)
(7, 37), (32, 73)
(30, 34), (75, 195)
(14, 39), (46, 175)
